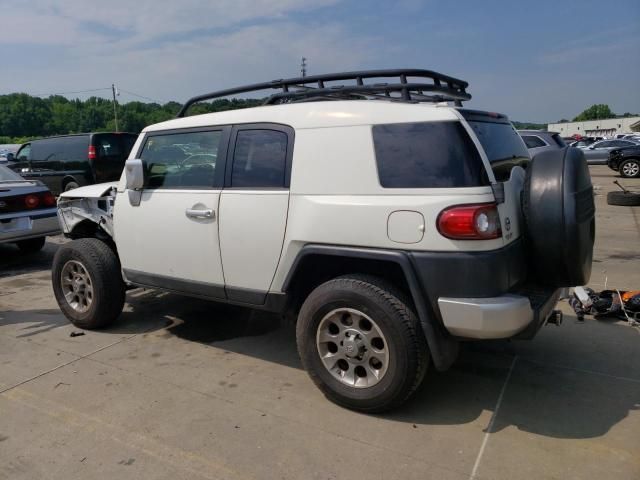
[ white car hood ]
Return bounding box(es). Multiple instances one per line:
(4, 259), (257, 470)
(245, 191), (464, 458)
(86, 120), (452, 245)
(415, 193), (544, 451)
(58, 182), (118, 199)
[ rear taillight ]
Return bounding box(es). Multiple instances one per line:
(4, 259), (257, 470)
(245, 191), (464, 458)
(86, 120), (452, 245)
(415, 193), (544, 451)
(437, 203), (502, 240)
(24, 194), (40, 209)
(41, 191), (56, 206)
(88, 145), (97, 159)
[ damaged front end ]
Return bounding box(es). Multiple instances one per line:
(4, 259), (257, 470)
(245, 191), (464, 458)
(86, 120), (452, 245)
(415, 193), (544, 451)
(57, 183), (117, 240)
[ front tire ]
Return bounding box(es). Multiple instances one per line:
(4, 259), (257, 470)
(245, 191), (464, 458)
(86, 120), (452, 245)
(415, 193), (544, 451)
(619, 159), (640, 178)
(296, 276), (428, 413)
(52, 238), (125, 329)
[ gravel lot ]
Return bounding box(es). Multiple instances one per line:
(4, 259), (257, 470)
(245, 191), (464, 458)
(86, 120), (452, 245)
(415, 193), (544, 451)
(1, 165), (639, 480)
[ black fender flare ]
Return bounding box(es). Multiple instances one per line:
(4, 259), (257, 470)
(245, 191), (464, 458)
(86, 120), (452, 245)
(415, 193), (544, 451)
(283, 245), (459, 371)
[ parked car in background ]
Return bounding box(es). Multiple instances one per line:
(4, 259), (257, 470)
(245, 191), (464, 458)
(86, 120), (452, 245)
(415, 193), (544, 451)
(608, 145), (640, 178)
(568, 137), (599, 148)
(581, 139), (640, 164)
(518, 130), (566, 154)
(0, 144), (20, 164)
(0, 164), (60, 253)
(7, 133), (138, 196)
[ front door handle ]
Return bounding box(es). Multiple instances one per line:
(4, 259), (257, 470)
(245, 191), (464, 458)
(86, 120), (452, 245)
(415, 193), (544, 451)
(185, 208), (215, 219)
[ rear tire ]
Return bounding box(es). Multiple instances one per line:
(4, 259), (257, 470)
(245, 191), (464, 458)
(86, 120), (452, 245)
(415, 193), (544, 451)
(619, 159), (640, 178)
(296, 275), (428, 413)
(52, 238), (125, 329)
(64, 181), (79, 192)
(16, 237), (46, 254)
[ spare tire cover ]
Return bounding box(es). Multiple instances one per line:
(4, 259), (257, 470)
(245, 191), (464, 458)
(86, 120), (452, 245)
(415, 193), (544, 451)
(522, 147), (595, 287)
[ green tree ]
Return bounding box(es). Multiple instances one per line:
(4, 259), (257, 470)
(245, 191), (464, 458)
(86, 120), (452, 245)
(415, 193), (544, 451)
(573, 104), (614, 122)
(0, 93), (272, 141)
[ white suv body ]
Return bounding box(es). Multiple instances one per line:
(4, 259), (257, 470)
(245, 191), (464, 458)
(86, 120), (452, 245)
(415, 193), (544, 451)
(53, 70), (594, 412)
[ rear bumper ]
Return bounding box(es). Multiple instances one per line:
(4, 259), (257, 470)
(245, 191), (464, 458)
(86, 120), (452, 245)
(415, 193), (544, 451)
(408, 239), (564, 340)
(438, 288), (562, 339)
(0, 208), (60, 243)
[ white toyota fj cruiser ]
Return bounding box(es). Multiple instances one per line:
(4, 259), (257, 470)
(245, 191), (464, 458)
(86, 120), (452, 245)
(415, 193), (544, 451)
(53, 70), (595, 412)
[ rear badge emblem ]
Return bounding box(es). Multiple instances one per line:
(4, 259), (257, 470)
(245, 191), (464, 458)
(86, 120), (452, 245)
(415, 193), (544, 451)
(0, 201), (6, 208)
(504, 217), (511, 231)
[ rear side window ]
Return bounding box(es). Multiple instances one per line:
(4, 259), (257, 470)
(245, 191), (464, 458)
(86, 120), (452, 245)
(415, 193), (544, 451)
(231, 130), (288, 188)
(31, 136), (88, 163)
(522, 135), (546, 149)
(551, 134), (566, 147)
(372, 121), (488, 188)
(140, 130), (222, 189)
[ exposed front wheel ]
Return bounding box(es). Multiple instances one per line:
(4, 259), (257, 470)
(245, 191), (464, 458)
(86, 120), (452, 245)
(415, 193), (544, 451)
(296, 276), (428, 413)
(52, 238), (125, 329)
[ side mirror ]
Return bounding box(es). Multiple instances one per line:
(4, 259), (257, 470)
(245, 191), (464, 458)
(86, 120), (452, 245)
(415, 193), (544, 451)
(6, 153), (14, 162)
(124, 159), (144, 190)
(588, 145), (595, 149)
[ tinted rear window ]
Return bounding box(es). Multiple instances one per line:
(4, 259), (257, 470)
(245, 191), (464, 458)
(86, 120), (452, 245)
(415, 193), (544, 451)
(461, 113), (529, 181)
(372, 121), (488, 188)
(94, 134), (138, 160)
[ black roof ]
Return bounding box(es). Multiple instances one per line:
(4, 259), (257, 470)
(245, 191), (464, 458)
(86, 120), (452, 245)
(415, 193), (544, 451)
(177, 68), (470, 118)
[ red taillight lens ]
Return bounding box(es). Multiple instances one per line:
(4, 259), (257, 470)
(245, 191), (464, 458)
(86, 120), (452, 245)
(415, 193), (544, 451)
(437, 203), (502, 240)
(24, 194), (40, 209)
(88, 145), (97, 159)
(41, 191), (56, 207)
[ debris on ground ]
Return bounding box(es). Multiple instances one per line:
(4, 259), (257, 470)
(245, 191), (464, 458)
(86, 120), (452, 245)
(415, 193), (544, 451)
(569, 286), (640, 326)
(69, 331), (85, 337)
(607, 181), (640, 206)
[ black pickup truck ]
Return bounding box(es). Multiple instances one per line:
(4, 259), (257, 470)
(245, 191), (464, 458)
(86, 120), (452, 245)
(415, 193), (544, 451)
(608, 145), (640, 178)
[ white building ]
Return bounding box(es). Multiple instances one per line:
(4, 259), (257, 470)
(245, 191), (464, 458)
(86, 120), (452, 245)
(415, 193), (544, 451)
(547, 117), (640, 138)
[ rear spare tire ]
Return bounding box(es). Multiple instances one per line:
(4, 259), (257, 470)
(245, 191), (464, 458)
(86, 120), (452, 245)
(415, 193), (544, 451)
(523, 147), (595, 287)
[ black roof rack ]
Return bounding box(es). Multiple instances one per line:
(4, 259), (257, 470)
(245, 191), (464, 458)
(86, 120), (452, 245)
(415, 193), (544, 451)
(176, 68), (470, 118)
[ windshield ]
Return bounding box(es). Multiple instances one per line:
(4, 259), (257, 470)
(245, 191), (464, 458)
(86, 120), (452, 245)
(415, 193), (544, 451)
(0, 164), (26, 182)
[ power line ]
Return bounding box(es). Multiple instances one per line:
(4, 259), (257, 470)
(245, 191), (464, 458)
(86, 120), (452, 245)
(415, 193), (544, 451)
(117, 88), (164, 104)
(18, 85), (166, 104)
(31, 87), (111, 97)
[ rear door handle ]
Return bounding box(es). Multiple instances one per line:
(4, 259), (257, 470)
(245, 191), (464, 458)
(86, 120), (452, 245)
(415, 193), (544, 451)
(185, 208), (215, 219)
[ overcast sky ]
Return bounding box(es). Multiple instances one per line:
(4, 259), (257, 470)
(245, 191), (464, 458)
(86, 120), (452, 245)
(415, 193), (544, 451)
(1, 0), (638, 122)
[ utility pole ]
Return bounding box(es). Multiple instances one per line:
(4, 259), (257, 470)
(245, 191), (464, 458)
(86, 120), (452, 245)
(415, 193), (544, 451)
(301, 57), (307, 77)
(111, 83), (119, 132)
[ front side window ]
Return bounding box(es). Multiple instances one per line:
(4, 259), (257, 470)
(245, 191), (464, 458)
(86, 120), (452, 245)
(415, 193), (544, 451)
(140, 130), (221, 189)
(372, 121), (489, 188)
(231, 130), (288, 188)
(16, 144), (31, 161)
